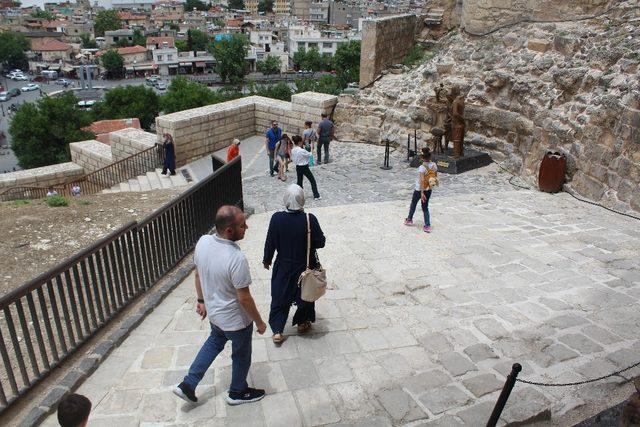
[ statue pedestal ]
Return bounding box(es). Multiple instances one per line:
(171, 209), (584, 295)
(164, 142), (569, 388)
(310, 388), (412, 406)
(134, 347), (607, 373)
(432, 148), (492, 174)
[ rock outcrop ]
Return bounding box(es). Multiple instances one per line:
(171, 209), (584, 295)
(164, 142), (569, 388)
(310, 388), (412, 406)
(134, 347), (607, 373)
(335, 1), (640, 212)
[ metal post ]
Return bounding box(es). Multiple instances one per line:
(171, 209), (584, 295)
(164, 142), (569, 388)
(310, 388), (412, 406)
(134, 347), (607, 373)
(380, 139), (392, 170)
(406, 134), (411, 162)
(486, 363), (522, 427)
(414, 129), (418, 155)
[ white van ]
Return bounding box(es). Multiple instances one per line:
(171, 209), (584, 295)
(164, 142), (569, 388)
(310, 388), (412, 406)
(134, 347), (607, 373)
(42, 70), (58, 79)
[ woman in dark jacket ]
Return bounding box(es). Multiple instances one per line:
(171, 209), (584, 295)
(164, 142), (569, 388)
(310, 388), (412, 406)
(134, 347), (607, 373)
(263, 184), (326, 344)
(161, 133), (176, 176)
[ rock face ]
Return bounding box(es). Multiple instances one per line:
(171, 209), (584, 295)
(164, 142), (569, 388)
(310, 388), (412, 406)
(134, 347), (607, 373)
(334, 1), (640, 212)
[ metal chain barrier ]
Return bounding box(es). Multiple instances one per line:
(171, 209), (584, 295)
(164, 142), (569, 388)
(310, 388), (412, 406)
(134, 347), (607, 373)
(516, 360), (640, 387)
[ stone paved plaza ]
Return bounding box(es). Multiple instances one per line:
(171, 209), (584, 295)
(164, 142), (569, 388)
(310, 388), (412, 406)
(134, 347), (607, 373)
(41, 140), (640, 426)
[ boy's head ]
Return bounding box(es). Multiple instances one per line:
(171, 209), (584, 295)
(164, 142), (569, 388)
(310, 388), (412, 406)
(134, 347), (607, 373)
(321, 113), (327, 119)
(292, 135), (303, 146)
(58, 394), (91, 427)
(420, 147), (432, 161)
(304, 121), (312, 128)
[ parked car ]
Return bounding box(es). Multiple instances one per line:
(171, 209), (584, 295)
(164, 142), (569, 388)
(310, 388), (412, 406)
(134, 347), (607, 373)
(0, 92), (10, 102)
(145, 76), (159, 86)
(21, 83), (39, 92)
(77, 100), (96, 109)
(155, 81), (167, 90)
(55, 78), (72, 86)
(12, 73), (28, 81)
(8, 88), (20, 97)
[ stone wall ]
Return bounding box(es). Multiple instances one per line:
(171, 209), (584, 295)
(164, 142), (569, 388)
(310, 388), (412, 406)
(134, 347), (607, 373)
(359, 14), (422, 88)
(110, 128), (157, 162)
(156, 92), (338, 167)
(0, 162), (85, 191)
(461, 0), (614, 35)
(69, 140), (113, 173)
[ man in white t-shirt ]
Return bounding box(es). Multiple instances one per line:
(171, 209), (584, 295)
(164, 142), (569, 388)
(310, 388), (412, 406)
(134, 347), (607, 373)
(174, 206), (267, 406)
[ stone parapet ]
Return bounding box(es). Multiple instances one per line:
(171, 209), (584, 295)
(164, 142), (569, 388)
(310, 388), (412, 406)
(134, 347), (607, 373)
(110, 128), (157, 162)
(0, 162), (85, 190)
(69, 140), (114, 173)
(155, 92), (338, 166)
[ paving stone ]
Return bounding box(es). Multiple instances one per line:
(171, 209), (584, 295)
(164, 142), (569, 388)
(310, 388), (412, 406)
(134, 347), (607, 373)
(379, 325), (419, 347)
(461, 373), (503, 397)
(280, 357), (320, 390)
(574, 359), (622, 381)
(261, 391), (302, 427)
(266, 339), (299, 361)
(225, 397), (266, 426)
(463, 343), (498, 362)
(141, 346), (175, 369)
(439, 352), (477, 377)
(418, 332), (453, 353)
(375, 387), (426, 422)
(374, 351), (414, 378)
(84, 416), (139, 427)
(162, 368), (214, 386)
(176, 386), (216, 422)
(314, 355), (354, 384)
(499, 387), (551, 425)
(473, 318), (509, 340)
(403, 369), (452, 395)
(456, 401), (500, 425)
(41, 387), (69, 410)
(95, 389), (143, 414)
(534, 343), (579, 368)
(606, 347), (640, 368)
(418, 385), (472, 415)
(250, 361), (288, 393)
(558, 333), (604, 354)
(295, 387), (341, 425)
(328, 382), (377, 420)
(581, 325), (623, 345)
(417, 414), (463, 426)
(140, 391), (177, 422)
(354, 329), (389, 351)
(546, 314), (589, 329)
(17, 406), (49, 427)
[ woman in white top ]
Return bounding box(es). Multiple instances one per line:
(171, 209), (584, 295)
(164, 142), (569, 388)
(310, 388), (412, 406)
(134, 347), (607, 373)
(291, 135), (321, 199)
(404, 147), (437, 233)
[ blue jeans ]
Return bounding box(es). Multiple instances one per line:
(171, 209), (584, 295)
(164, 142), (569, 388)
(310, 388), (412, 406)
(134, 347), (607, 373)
(183, 322), (253, 393)
(407, 189), (432, 226)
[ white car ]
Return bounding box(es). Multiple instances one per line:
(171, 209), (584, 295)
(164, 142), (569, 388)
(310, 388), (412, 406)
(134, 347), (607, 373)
(21, 83), (39, 92)
(12, 73), (28, 81)
(77, 100), (96, 109)
(0, 92), (10, 102)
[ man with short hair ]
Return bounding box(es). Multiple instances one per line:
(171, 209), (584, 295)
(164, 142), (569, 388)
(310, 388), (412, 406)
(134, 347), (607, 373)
(316, 113), (334, 164)
(57, 393), (91, 427)
(265, 121), (282, 176)
(174, 205), (267, 406)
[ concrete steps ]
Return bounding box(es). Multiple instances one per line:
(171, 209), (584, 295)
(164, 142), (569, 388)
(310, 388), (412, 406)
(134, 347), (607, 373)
(425, 9), (444, 26)
(102, 168), (189, 193)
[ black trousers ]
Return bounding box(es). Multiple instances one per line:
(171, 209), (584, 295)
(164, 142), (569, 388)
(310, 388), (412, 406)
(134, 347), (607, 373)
(296, 165), (320, 198)
(317, 137), (330, 164)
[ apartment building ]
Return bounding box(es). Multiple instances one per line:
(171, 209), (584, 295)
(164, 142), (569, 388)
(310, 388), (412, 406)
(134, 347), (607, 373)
(288, 25), (358, 58)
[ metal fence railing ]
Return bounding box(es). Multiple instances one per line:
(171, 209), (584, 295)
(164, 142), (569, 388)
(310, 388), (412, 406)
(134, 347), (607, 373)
(0, 144), (164, 203)
(0, 156), (243, 413)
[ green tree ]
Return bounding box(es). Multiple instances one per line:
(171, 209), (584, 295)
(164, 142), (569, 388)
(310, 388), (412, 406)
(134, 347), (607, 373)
(175, 39), (189, 52)
(132, 29), (146, 47)
(258, 0), (273, 13)
(9, 92), (94, 169)
(92, 85), (160, 130)
(295, 75), (342, 95)
(169, 22), (180, 31)
(256, 55), (281, 75)
(249, 82), (292, 101)
(79, 33), (97, 49)
(160, 77), (243, 113)
(184, 0), (207, 11)
(94, 10), (121, 37)
(228, 0), (245, 9)
(333, 40), (360, 87)
(187, 29), (209, 51)
(209, 33), (249, 84)
(115, 38), (130, 47)
(31, 9), (55, 20)
(100, 49), (124, 79)
(292, 48), (325, 72)
(0, 32), (30, 69)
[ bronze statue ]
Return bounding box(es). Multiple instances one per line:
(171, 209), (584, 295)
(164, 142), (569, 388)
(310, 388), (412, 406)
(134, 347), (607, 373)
(446, 87), (466, 157)
(430, 127), (445, 154)
(434, 83), (445, 102)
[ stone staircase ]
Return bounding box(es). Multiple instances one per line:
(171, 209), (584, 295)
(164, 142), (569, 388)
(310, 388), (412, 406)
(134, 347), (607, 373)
(102, 168), (190, 193)
(424, 9), (444, 26)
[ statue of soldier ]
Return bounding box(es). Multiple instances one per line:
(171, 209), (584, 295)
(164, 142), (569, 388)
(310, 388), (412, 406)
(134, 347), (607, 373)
(446, 87), (466, 157)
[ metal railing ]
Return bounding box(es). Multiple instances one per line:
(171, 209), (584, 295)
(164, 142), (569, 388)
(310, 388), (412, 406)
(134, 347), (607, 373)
(0, 144), (164, 203)
(0, 156), (243, 413)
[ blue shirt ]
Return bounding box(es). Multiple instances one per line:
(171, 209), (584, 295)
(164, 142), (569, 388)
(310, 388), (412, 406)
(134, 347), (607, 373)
(266, 127), (282, 150)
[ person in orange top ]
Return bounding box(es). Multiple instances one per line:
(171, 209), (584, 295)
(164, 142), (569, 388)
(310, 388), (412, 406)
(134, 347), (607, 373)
(227, 139), (240, 162)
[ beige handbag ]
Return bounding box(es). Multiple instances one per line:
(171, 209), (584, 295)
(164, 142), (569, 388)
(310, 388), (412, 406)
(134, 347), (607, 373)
(298, 213), (327, 302)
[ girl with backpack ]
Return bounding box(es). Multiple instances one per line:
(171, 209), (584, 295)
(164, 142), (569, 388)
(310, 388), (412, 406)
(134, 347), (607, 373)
(404, 147), (438, 233)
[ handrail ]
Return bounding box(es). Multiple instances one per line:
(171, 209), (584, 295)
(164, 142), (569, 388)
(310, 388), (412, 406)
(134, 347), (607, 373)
(79, 143), (161, 188)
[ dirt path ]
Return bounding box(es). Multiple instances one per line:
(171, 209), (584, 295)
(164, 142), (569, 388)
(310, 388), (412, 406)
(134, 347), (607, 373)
(0, 189), (185, 297)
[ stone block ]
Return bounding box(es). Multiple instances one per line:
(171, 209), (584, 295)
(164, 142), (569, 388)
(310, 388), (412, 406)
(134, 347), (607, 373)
(456, 401), (498, 425)
(558, 333), (603, 354)
(295, 387), (341, 425)
(315, 355), (354, 385)
(261, 391), (302, 427)
(95, 389), (143, 414)
(279, 357), (320, 390)
(607, 347), (639, 368)
(376, 387), (426, 421)
(534, 343), (579, 368)
(499, 387), (551, 425)
(418, 385), (472, 415)
(354, 329), (389, 351)
(464, 343), (498, 362)
(403, 369), (451, 395)
(141, 346), (175, 369)
(462, 373), (503, 397)
(527, 39), (552, 53)
(418, 332), (453, 353)
(473, 318), (509, 340)
(438, 352), (477, 377)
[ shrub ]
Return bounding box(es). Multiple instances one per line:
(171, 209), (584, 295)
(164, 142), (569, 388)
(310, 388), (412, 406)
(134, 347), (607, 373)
(44, 195), (69, 207)
(12, 199), (30, 206)
(402, 45), (426, 67)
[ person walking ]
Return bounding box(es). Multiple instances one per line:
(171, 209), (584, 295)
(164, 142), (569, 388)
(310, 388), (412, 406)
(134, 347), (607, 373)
(265, 120), (282, 177)
(404, 147), (438, 233)
(291, 135), (320, 200)
(273, 134), (291, 181)
(174, 205), (267, 405)
(227, 138), (241, 162)
(263, 185), (326, 344)
(161, 133), (176, 176)
(316, 113), (334, 165)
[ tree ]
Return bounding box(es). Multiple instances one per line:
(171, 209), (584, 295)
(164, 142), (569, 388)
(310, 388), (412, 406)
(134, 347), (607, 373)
(160, 77), (243, 113)
(295, 75), (342, 95)
(79, 33), (97, 49)
(9, 92), (94, 169)
(249, 82), (292, 101)
(187, 29), (209, 52)
(0, 32), (30, 70)
(256, 55), (281, 75)
(132, 29), (146, 47)
(31, 9), (55, 20)
(169, 23), (180, 31)
(100, 49), (124, 79)
(115, 38), (130, 47)
(258, 0), (273, 13)
(175, 39), (189, 52)
(209, 33), (249, 84)
(333, 40), (361, 87)
(228, 0), (245, 9)
(184, 0), (207, 11)
(92, 86), (160, 130)
(293, 48), (324, 72)
(94, 10), (121, 37)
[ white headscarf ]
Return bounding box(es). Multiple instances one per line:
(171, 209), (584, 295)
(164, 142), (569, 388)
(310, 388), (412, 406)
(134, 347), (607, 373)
(283, 184), (305, 211)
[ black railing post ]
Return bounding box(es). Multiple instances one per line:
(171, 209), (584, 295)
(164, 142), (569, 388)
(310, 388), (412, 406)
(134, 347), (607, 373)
(487, 363), (522, 427)
(380, 139), (392, 170)
(406, 134), (411, 162)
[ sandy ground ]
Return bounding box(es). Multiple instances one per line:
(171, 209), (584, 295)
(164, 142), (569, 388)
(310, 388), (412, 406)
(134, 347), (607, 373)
(0, 189), (184, 297)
